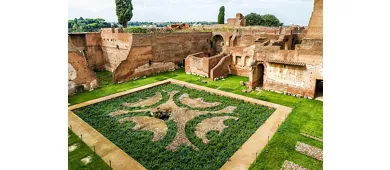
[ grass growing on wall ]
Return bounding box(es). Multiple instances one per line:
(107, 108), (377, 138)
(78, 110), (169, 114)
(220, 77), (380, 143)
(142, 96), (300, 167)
(73, 84), (274, 169)
(68, 68), (323, 169)
(68, 129), (111, 170)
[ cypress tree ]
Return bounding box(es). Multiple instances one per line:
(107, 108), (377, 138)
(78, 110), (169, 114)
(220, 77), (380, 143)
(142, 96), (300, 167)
(218, 6), (225, 24)
(115, 0), (133, 28)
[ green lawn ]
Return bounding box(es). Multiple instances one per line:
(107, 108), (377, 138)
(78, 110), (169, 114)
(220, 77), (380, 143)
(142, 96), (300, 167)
(68, 68), (323, 169)
(68, 129), (111, 170)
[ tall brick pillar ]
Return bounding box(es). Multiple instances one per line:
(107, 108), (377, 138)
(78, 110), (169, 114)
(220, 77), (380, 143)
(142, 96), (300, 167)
(306, 0), (323, 39)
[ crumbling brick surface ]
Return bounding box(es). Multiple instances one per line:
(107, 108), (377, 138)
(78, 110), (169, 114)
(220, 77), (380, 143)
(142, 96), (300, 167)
(68, 51), (98, 95)
(306, 0), (323, 39)
(67, 0), (322, 98)
(112, 32), (212, 82)
(86, 33), (104, 70)
(210, 54), (232, 80)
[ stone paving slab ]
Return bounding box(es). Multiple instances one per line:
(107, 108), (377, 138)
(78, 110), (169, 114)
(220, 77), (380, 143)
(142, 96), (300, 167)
(68, 111), (146, 170)
(281, 160), (308, 170)
(295, 141), (323, 161)
(300, 133), (323, 142)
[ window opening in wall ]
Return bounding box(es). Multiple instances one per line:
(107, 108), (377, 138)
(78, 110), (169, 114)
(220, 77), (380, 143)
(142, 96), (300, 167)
(149, 60), (152, 66)
(244, 56), (250, 67)
(236, 56), (241, 65)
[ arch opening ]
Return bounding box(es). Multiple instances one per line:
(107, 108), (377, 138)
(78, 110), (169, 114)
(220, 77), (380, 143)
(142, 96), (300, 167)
(212, 34), (224, 53)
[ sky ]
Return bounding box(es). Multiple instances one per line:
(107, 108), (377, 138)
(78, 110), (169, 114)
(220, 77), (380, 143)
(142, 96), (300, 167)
(68, 0), (314, 26)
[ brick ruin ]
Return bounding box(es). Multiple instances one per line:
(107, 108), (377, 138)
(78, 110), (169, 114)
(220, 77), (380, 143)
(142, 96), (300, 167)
(227, 13), (246, 27)
(68, 0), (322, 98)
(185, 0), (323, 99)
(68, 30), (211, 95)
(68, 33), (99, 95)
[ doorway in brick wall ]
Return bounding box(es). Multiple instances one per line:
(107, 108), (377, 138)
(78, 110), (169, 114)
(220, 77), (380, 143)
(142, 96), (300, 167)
(315, 79), (323, 100)
(257, 64), (265, 87)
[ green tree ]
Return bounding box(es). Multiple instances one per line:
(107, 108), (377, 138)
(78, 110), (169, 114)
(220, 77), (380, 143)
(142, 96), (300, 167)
(115, 0), (133, 28)
(245, 13), (263, 26)
(68, 20), (73, 28)
(262, 14), (281, 27)
(218, 6), (225, 24)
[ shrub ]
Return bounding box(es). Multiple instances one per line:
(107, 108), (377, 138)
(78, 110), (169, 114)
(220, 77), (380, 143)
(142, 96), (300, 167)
(125, 27), (147, 33)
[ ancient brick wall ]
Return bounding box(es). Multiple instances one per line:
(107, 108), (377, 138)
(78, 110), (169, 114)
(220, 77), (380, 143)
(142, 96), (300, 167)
(68, 34), (86, 51)
(306, 0), (323, 39)
(100, 29), (133, 72)
(210, 54), (233, 80)
(262, 63), (313, 97)
(112, 32), (212, 82)
(274, 50), (297, 61)
(185, 52), (209, 77)
(243, 0), (323, 98)
(250, 39), (322, 98)
(85, 33), (104, 70)
(68, 51), (98, 96)
(113, 46), (154, 82)
(254, 46), (281, 61)
(185, 52), (226, 77)
(227, 13), (246, 26)
(247, 38), (322, 98)
(295, 39), (323, 56)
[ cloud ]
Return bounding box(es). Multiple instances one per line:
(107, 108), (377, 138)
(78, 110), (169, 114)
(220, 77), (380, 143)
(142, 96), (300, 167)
(68, 0), (314, 25)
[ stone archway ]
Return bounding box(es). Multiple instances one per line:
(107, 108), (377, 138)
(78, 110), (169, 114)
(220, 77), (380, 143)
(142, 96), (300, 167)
(212, 34), (224, 53)
(249, 62), (266, 89)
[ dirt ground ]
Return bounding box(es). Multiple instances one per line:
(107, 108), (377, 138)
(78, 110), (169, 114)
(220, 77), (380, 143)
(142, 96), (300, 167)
(119, 116), (168, 141)
(195, 116), (239, 143)
(179, 93), (221, 108)
(122, 92), (162, 107)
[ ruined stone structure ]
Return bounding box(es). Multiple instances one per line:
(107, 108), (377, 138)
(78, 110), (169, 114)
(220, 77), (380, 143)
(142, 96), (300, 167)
(68, 34), (98, 95)
(227, 13), (246, 27)
(166, 23), (190, 30)
(68, 0), (322, 98)
(185, 0), (323, 99)
(68, 30), (211, 95)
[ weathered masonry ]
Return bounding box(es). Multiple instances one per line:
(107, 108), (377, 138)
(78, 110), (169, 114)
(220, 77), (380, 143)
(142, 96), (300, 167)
(68, 31), (211, 95)
(185, 0), (323, 99)
(68, 0), (322, 99)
